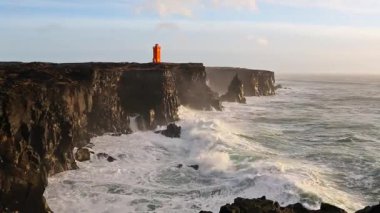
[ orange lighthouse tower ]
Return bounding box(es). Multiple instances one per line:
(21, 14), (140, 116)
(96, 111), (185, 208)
(153, 44), (161, 63)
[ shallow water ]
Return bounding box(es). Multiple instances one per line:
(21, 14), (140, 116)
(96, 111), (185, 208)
(45, 76), (380, 213)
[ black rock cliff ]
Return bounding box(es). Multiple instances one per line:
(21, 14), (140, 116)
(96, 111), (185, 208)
(206, 67), (276, 96)
(0, 62), (218, 212)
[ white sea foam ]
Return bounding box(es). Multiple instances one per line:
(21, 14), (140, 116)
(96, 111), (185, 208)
(45, 79), (379, 213)
(129, 115), (139, 132)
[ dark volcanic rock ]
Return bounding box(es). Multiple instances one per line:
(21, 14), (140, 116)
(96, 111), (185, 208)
(218, 197), (347, 213)
(220, 74), (246, 104)
(96, 153), (116, 162)
(356, 203), (380, 213)
(275, 84), (283, 90)
(75, 148), (91, 162)
(188, 164), (199, 170)
(0, 62), (215, 212)
(155, 123), (181, 138)
(170, 63), (222, 111)
(118, 64), (179, 130)
(206, 67), (276, 96)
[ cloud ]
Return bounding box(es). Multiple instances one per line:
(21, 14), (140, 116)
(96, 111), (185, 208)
(246, 35), (269, 46)
(138, 0), (257, 17)
(137, 0), (380, 18)
(211, 0), (257, 10)
(262, 0), (380, 15)
(256, 37), (269, 46)
(156, 22), (181, 31)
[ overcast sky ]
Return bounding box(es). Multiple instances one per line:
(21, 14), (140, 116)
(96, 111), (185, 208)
(1, 0), (380, 74)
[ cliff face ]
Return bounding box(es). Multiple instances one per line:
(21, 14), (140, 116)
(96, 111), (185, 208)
(170, 63), (222, 110)
(0, 62), (217, 212)
(220, 74), (246, 104)
(118, 64), (180, 129)
(206, 67), (276, 96)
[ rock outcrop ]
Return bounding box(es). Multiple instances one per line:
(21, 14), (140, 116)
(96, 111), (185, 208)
(74, 148), (92, 162)
(206, 67), (276, 96)
(356, 203), (380, 213)
(219, 197), (346, 213)
(220, 74), (246, 103)
(0, 62), (219, 212)
(155, 123), (181, 138)
(202, 197), (379, 213)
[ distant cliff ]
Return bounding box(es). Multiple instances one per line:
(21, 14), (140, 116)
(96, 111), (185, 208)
(206, 67), (276, 96)
(0, 62), (219, 212)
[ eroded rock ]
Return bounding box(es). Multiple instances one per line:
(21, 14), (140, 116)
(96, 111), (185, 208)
(75, 148), (91, 162)
(155, 123), (181, 138)
(218, 196), (347, 213)
(356, 203), (380, 213)
(220, 74), (246, 104)
(188, 165), (199, 170)
(96, 153), (117, 162)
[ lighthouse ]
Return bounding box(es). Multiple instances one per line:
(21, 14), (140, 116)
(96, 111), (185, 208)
(153, 44), (161, 63)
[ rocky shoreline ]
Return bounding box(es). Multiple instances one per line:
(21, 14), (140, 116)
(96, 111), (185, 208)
(0, 62), (220, 212)
(1, 62), (377, 212)
(201, 197), (380, 213)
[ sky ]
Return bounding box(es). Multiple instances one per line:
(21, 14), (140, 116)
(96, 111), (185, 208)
(1, 0), (380, 75)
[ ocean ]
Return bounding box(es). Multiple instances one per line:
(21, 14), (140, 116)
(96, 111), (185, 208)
(45, 75), (380, 213)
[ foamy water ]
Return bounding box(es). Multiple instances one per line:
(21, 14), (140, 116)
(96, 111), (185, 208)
(45, 77), (380, 213)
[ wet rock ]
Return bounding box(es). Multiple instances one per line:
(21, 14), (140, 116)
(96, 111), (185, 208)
(177, 164), (183, 168)
(199, 211), (213, 213)
(188, 165), (199, 170)
(220, 74), (246, 104)
(320, 203), (347, 213)
(155, 123), (181, 138)
(96, 153), (116, 162)
(75, 148), (91, 162)
(356, 203), (380, 213)
(275, 84), (283, 90)
(218, 196), (347, 213)
(107, 156), (116, 162)
(110, 132), (123, 136)
(211, 98), (223, 111)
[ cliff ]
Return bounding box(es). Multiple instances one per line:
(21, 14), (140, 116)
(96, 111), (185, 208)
(206, 67), (276, 96)
(0, 62), (219, 212)
(170, 63), (221, 110)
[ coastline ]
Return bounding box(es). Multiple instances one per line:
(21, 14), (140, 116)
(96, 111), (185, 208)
(1, 62), (378, 212)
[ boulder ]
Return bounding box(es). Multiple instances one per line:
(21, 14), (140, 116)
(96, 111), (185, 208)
(75, 148), (91, 162)
(188, 165), (199, 170)
(96, 153), (117, 162)
(220, 74), (246, 104)
(155, 123), (181, 138)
